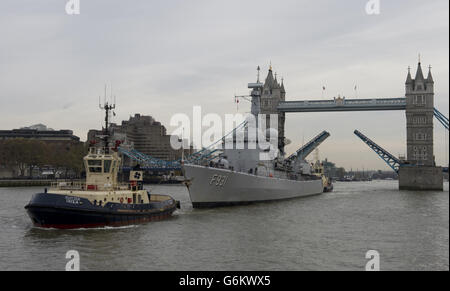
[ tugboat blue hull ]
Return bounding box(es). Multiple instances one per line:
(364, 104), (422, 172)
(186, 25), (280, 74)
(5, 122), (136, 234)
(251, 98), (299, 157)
(25, 193), (178, 229)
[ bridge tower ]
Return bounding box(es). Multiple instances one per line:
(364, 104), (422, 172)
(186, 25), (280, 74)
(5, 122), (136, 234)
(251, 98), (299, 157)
(405, 61), (435, 166)
(399, 61), (443, 190)
(260, 66), (286, 155)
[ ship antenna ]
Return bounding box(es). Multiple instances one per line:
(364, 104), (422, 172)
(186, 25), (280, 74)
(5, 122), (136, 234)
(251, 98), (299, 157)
(257, 66), (261, 83)
(99, 91), (116, 153)
(181, 127), (185, 163)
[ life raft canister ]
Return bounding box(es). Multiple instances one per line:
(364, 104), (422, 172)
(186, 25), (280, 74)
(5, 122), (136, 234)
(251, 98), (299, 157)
(87, 185), (97, 191)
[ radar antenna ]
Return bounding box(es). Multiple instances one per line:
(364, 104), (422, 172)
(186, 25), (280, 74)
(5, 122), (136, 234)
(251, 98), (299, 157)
(99, 86), (116, 153)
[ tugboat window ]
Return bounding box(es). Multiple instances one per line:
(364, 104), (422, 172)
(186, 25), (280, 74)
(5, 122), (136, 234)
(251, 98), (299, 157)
(88, 160), (103, 173)
(88, 160), (102, 166)
(104, 160), (112, 173)
(89, 167), (102, 173)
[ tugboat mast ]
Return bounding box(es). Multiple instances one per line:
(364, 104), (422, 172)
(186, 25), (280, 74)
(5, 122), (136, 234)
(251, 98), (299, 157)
(99, 91), (116, 153)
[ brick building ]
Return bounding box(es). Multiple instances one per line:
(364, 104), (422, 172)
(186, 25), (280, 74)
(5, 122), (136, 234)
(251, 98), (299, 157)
(88, 114), (189, 164)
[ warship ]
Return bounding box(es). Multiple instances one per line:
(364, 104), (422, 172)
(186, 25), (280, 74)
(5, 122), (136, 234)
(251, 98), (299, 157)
(25, 102), (179, 229)
(183, 67), (332, 208)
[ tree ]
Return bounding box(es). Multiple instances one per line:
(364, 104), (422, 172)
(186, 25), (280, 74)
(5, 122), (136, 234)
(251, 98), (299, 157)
(0, 139), (87, 179)
(1, 139), (29, 177)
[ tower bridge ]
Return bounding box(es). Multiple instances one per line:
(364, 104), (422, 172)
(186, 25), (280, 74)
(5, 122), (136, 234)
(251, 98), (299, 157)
(120, 61), (448, 190)
(254, 60), (448, 191)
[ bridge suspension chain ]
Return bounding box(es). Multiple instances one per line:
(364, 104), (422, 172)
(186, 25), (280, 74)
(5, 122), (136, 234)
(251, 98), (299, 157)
(434, 108), (449, 130)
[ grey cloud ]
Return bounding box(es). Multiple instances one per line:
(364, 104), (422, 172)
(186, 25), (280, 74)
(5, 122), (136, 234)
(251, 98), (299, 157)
(0, 0), (448, 170)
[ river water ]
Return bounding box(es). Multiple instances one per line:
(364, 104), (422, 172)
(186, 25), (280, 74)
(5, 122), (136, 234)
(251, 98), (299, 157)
(0, 181), (448, 271)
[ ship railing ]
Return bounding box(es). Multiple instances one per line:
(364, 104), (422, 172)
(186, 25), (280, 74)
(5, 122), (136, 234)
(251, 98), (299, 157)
(88, 147), (118, 155)
(149, 194), (173, 202)
(50, 181), (86, 190)
(50, 181), (139, 191)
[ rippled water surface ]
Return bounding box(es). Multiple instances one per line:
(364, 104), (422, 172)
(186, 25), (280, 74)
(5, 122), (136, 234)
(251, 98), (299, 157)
(0, 181), (448, 271)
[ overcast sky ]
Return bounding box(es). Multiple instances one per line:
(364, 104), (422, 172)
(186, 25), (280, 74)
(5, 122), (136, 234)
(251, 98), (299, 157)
(0, 0), (448, 170)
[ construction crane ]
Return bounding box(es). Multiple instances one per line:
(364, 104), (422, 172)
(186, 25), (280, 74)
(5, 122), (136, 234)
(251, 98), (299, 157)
(118, 120), (248, 170)
(118, 147), (181, 170)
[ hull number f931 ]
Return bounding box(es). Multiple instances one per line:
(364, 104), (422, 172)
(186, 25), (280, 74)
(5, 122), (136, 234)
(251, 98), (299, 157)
(209, 175), (228, 187)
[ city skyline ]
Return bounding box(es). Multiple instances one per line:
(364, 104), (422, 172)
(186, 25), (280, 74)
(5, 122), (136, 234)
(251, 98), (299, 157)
(0, 0), (448, 171)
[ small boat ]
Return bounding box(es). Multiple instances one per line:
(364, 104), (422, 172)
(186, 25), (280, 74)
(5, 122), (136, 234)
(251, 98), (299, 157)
(25, 102), (179, 229)
(312, 161), (334, 193)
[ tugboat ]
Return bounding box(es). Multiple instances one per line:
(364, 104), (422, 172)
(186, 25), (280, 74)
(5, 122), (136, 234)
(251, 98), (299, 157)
(312, 161), (334, 193)
(25, 102), (180, 229)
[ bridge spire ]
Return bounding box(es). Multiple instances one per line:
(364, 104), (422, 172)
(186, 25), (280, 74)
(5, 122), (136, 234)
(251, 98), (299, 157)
(274, 72), (281, 89)
(265, 64), (275, 87)
(415, 61), (425, 81)
(427, 65), (434, 83)
(406, 66), (413, 84)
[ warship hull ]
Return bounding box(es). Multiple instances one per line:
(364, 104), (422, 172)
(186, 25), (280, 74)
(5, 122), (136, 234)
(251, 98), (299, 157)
(25, 193), (178, 229)
(183, 165), (324, 208)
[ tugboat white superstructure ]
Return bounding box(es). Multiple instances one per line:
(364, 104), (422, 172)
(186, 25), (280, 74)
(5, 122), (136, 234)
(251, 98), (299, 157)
(183, 67), (331, 208)
(25, 102), (179, 229)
